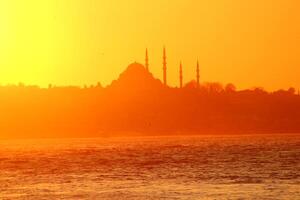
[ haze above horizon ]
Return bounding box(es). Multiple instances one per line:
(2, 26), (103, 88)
(0, 0), (299, 90)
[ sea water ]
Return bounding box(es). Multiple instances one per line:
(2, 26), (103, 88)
(0, 134), (299, 199)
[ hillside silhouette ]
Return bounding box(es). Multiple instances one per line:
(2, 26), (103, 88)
(1, 62), (300, 138)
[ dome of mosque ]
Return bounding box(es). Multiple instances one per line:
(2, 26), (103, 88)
(108, 62), (163, 91)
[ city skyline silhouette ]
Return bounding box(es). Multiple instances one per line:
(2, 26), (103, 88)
(2, 47), (299, 93)
(1, 56), (300, 139)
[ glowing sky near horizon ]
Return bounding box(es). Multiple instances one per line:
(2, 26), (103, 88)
(0, 0), (299, 90)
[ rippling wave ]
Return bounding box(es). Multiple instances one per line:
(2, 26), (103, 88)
(0, 134), (299, 199)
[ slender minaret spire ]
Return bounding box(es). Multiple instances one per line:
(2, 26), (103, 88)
(145, 48), (149, 71)
(163, 47), (167, 85)
(179, 62), (183, 88)
(196, 60), (200, 88)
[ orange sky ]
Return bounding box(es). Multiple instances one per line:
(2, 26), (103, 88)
(0, 0), (299, 90)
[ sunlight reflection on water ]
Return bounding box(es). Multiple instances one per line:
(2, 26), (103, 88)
(0, 134), (299, 199)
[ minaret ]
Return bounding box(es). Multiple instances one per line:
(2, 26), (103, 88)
(163, 47), (167, 86)
(145, 48), (149, 71)
(196, 60), (200, 88)
(179, 62), (183, 88)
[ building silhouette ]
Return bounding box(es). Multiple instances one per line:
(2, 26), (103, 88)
(144, 48), (201, 88)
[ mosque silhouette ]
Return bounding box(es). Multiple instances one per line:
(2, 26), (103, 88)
(122, 48), (201, 89)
